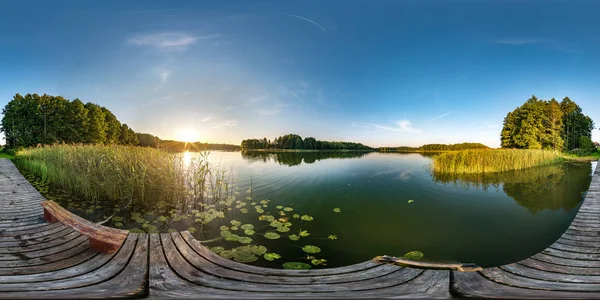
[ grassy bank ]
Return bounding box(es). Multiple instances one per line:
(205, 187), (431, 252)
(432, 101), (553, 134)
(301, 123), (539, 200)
(562, 150), (600, 162)
(432, 149), (563, 174)
(0, 148), (13, 159)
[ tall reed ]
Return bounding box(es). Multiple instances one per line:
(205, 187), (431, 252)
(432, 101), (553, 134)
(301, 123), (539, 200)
(432, 149), (563, 174)
(13, 144), (231, 214)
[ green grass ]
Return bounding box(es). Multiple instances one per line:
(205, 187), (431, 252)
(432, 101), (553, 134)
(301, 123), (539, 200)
(432, 149), (563, 174)
(562, 149), (600, 161)
(0, 148), (14, 159)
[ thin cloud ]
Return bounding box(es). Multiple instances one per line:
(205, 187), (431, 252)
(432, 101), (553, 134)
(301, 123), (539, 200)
(281, 13), (327, 32)
(494, 38), (553, 46)
(211, 120), (238, 129)
(289, 91), (312, 109)
(154, 70), (171, 91)
(258, 108), (281, 116)
(428, 111), (454, 122)
(128, 32), (219, 50)
(355, 120), (419, 133)
(201, 116), (214, 122)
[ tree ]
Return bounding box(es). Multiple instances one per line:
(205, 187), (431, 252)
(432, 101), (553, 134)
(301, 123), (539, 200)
(83, 103), (107, 144)
(63, 99), (89, 143)
(101, 107), (122, 144)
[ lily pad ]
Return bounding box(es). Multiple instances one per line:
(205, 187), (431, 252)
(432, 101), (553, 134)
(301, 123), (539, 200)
(230, 220), (242, 227)
(238, 237), (252, 244)
(240, 208), (248, 213)
(266, 216), (275, 222)
(408, 200), (414, 204)
(225, 234), (240, 242)
(404, 251), (424, 260)
(282, 262), (312, 270)
(328, 235), (337, 240)
(114, 222), (123, 228)
(300, 215), (314, 221)
(187, 227), (197, 234)
(244, 229), (255, 235)
(333, 208), (341, 213)
(299, 230), (310, 237)
(276, 205), (284, 209)
(260, 199), (270, 205)
(220, 225), (229, 231)
(210, 246), (225, 254)
(264, 253), (281, 261)
(233, 252), (258, 263)
(276, 226), (290, 232)
(283, 207), (294, 212)
(241, 224), (254, 230)
(220, 250), (234, 259)
(293, 214), (300, 219)
(220, 230), (232, 237)
(311, 258), (328, 266)
(288, 234), (300, 241)
(264, 232), (281, 240)
(302, 245), (321, 254)
(251, 245), (267, 255)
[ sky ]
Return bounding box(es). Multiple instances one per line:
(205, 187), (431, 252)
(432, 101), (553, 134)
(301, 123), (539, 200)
(1, 0), (599, 148)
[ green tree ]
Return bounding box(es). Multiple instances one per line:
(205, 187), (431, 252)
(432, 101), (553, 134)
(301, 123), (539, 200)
(83, 103), (108, 144)
(101, 107), (122, 144)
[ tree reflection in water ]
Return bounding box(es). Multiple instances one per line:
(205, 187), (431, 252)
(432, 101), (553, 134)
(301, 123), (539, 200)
(241, 151), (371, 166)
(432, 162), (592, 214)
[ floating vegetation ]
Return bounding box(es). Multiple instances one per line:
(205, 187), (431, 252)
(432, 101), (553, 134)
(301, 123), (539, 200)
(244, 229), (255, 235)
(333, 208), (341, 213)
(264, 232), (281, 240)
(283, 262), (312, 270)
(210, 246), (225, 254)
(289, 234), (300, 241)
(408, 200), (414, 204)
(225, 234), (240, 242)
(403, 251), (424, 260)
(276, 205), (284, 209)
(220, 230), (232, 237)
(301, 215), (314, 221)
(283, 207), (294, 212)
(328, 235), (337, 240)
(264, 253), (281, 261)
(299, 230), (310, 237)
(293, 214), (300, 218)
(276, 226), (291, 232)
(237, 236), (252, 244)
(302, 245), (321, 254)
(311, 258), (327, 266)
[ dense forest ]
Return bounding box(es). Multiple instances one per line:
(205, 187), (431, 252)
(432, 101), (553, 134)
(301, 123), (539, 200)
(380, 143), (489, 152)
(501, 96), (595, 153)
(1, 93), (138, 148)
(241, 134), (373, 150)
(1, 93), (240, 151)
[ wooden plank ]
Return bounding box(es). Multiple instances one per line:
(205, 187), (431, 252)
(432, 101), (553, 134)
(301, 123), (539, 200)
(0, 230), (81, 256)
(532, 252), (600, 268)
(0, 226), (73, 247)
(0, 222), (63, 238)
(500, 263), (600, 283)
(479, 267), (600, 291)
(170, 232), (402, 285)
(0, 236), (89, 268)
(520, 257), (600, 275)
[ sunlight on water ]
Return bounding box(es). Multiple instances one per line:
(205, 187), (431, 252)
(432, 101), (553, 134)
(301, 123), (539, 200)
(182, 151), (193, 169)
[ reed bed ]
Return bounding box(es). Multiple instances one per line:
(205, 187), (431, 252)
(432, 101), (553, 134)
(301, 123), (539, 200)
(432, 149), (563, 174)
(13, 144), (231, 214)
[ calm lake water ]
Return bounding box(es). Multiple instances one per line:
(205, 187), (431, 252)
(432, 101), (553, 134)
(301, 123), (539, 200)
(186, 151), (593, 269)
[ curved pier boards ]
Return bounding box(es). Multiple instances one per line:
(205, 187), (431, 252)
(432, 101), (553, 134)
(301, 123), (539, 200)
(452, 163), (600, 299)
(0, 159), (148, 299)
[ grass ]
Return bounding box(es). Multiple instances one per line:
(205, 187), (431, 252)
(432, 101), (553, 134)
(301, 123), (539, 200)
(0, 148), (14, 159)
(432, 149), (563, 174)
(562, 149), (600, 161)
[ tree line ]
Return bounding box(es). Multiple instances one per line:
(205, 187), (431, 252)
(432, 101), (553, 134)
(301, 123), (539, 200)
(1, 93), (138, 148)
(241, 134), (373, 150)
(500, 96), (595, 153)
(380, 143), (489, 152)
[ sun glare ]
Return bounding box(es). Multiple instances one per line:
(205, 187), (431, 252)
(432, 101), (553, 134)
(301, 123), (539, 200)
(176, 129), (199, 143)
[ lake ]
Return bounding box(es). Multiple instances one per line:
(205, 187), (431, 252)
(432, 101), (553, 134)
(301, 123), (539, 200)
(184, 150), (593, 269)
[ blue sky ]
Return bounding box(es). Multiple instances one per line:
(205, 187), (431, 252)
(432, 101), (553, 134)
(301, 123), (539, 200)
(1, 0), (599, 147)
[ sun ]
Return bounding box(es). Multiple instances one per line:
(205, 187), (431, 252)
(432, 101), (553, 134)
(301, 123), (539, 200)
(176, 128), (199, 143)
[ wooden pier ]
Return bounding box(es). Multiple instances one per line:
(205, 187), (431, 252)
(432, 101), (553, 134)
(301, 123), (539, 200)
(1, 157), (599, 299)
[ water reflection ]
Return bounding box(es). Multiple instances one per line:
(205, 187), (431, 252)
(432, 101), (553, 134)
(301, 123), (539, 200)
(241, 150), (372, 166)
(432, 162), (592, 214)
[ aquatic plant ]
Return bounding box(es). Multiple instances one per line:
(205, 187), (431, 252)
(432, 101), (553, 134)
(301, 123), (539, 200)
(283, 262), (312, 270)
(432, 149), (562, 174)
(403, 251), (424, 260)
(302, 245), (321, 254)
(333, 208), (341, 213)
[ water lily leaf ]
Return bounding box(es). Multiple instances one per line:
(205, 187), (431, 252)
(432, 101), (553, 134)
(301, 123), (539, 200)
(220, 226), (229, 231)
(408, 200), (414, 204)
(333, 208), (341, 213)
(187, 227), (197, 234)
(233, 252), (258, 263)
(404, 251), (424, 260)
(328, 235), (338, 240)
(230, 226), (239, 231)
(262, 204), (268, 208)
(250, 202), (257, 205)
(284, 222), (292, 227)
(276, 226), (290, 232)
(244, 229), (255, 235)
(220, 250), (234, 259)
(114, 222), (123, 228)
(245, 197), (252, 201)
(220, 230), (232, 237)
(168, 228), (177, 233)
(299, 230), (310, 237)
(158, 215), (168, 222)
(270, 220), (283, 228)
(210, 246), (225, 254)
(300, 215), (313, 221)
(311, 258), (328, 266)
(225, 234), (240, 242)
(302, 245), (321, 254)
(230, 220), (242, 227)
(256, 208), (264, 213)
(264, 253), (281, 261)
(279, 211), (286, 216)
(282, 262), (312, 270)
(241, 224), (254, 230)
(238, 237), (252, 244)
(264, 232), (281, 240)
(283, 207), (294, 212)
(251, 245), (267, 255)
(240, 208), (248, 213)
(260, 199), (270, 205)
(266, 216), (275, 222)
(276, 205), (284, 209)
(293, 214), (300, 219)
(113, 216), (123, 222)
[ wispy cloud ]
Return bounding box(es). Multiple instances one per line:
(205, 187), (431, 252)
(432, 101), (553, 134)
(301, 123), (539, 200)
(281, 13), (327, 32)
(211, 120), (238, 129)
(354, 120), (419, 133)
(112, 8), (192, 16)
(201, 116), (214, 122)
(494, 38), (554, 46)
(428, 111), (454, 122)
(127, 32), (219, 51)
(154, 69), (171, 91)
